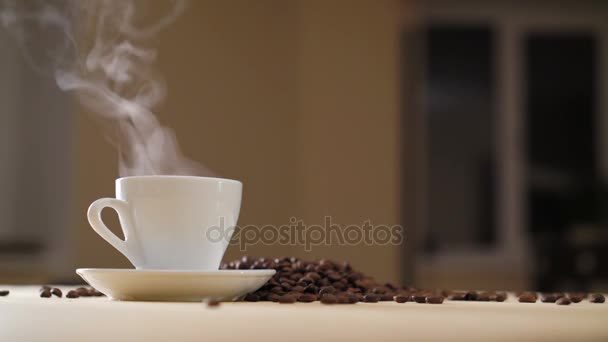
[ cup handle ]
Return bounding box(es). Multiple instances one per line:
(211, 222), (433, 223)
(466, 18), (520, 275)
(87, 198), (133, 259)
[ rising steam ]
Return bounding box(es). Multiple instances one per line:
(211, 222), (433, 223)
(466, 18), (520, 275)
(0, 0), (212, 177)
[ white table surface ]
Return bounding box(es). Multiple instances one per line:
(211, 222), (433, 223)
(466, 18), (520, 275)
(0, 286), (607, 342)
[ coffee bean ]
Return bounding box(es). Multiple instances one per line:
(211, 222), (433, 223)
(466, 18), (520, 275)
(426, 295), (444, 304)
(447, 292), (466, 301)
(0, 290), (9, 296)
(51, 288), (62, 298)
(267, 294), (280, 302)
(278, 295), (297, 304)
(91, 289), (105, 297)
(394, 295), (409, 303)
(411, 294), (427, 303)
(244, 293), (259, 302)
(303, 285), (317, 294)
(567, 293), (585, 303)
(336, 294), (351, 304)
(363, 294), (379, 303)
(319, 286), (336, 296)
(371, 287), (386, 294)
(518, 293), (537, 303)
(270, 286), (284, 294)
(495, 292), (507, 302)
(298, 294), (317, 303)
(292, 285), (305, 293)
(464, 291), (478, 301)
(477, 292), (491, 301)
(380, 294), (394, 301)
(321, 294), (337, 304)
(556, 297), (571, 305)
(76, 287), (90, 297)
(205, 299), (221, 307)
(590, 294), (605, 303)
(40, 288), (52, 298)
(327, 273), (342, 282)
(66, 290), (79, 298)
(305, 272), (321, 281)
(541, 293), (557, 303)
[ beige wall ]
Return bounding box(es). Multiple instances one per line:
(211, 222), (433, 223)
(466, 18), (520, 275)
(72, 0), (405, 284)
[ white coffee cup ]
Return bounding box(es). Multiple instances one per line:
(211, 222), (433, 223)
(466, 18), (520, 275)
(87, 176), (242, 270)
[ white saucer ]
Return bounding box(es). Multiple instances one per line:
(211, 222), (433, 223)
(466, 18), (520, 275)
(76, 268), (275, 302)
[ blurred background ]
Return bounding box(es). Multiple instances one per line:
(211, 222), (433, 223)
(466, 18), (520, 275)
(0, 0), (607, 292)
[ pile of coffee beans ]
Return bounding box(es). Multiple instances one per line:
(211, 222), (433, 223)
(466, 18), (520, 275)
(39, 286), (104, 299)
(222, 256), (606, 306)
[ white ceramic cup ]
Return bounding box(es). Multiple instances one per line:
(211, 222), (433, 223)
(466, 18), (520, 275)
(87, 176), (242, 270)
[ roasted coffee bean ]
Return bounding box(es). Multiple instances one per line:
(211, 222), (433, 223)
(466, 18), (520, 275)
(363, 294), (379, 303)
(447, 292), (466, 301)
(76, 287), (90, 297)
(267, 294), (280, 302)
(0, 290), (9, 296)
(66, 290), (79, 298)
(495, 292), (507, 302)
(244, 293), (259, 302)
(205, 299), (220, 307)
(541, 293), (557, 303)
(270, 286), (284, 294)
(347, 294), (359, 304)
(336, 294), (350, 304)
(91, 289), (105, 297)
(298, 293), (317, 303)
(379, 294), (394, 301)
(518, 293), (537, 303)
(279, 278), (296, 286)
(394, 295), (409, 303)
(464, 291), (478, 301)
(556, 297), (571, 305)
(371, 287), (386, 294)
(411, 294), (427, 303)
(289, 273), (303, 281)
(567, 293), (585, 303)
(40, 288), (52, 298)
(278, 295), (297, 304)
(441, 289), (453, 297)
(303, 285), (317, 294)
(319, 286), (336, 296)
(553, 292), (565, 300)
(327, 273), (342, 282)
(476, 292), (491, 301)
(426, 295), (444, 304)
(291, 285), (305, 293)
(51, 288), (62, 298)
(590, 294), (605, 303)
(320, 294), (337, 304)
(280, 282), (292, 291)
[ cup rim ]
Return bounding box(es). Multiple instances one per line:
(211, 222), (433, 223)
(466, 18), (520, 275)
(116, 175), (242, 186)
